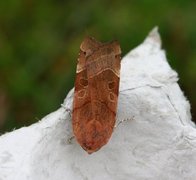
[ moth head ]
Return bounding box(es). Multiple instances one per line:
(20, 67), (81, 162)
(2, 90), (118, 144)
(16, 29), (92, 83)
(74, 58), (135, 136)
(80, 36), (102, 57)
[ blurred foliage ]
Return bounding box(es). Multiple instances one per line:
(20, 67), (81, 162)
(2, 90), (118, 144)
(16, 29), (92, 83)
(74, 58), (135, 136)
(0, 0), (195, 133)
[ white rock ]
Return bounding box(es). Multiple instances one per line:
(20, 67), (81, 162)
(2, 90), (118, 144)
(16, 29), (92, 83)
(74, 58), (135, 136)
(0, 27), (196, 180)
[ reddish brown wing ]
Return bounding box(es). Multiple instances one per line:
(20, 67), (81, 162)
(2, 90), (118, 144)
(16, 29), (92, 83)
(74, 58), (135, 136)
(72, 37), (121, 154)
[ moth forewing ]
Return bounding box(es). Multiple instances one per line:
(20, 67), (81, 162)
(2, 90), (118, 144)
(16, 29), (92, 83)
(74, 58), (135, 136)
(72, 37), (121, 154)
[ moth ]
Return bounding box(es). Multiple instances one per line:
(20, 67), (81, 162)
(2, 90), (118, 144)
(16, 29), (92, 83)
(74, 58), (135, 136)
(72, 37), (121, 154)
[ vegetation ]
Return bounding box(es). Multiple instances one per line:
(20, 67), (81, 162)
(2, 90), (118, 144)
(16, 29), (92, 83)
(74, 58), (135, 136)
(0, 0), (195, 132)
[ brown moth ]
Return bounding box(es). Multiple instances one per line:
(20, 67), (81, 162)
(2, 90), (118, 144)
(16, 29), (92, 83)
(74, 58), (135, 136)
(72, 37), (121, 154)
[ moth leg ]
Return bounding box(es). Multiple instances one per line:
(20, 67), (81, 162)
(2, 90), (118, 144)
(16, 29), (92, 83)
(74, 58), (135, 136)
(61, 104), (72, 117)
(67, 135), (75, 144)
(115, 116), (134, 128)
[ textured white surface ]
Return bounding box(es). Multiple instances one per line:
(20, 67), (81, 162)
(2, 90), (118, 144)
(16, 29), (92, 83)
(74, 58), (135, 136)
(0, 27), (196, 180)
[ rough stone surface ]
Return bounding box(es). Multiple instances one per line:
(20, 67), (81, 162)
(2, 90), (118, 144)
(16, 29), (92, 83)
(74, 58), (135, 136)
(0, 27), (196, 180)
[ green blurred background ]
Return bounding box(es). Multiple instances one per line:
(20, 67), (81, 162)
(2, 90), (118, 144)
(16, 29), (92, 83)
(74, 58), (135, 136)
(0, 0), (195, 133)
